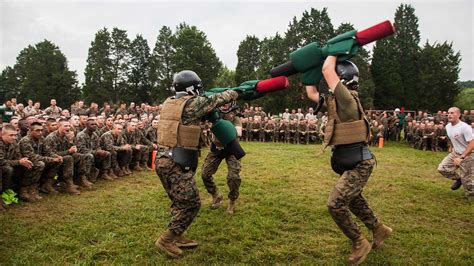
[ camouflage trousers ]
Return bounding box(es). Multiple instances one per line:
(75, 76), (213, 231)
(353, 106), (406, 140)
(52, 154), (88, 182)
(201, 151), (242, 200)
(131, 147), (148, 166)
(327, 158), (379, 241)
(155, 156), (201, 235)
(110, 149), (133, 169)
(83, 153), (111, 179)
(40, 161), (61, 185)
(438, 151), (474, 196)
(4, 161), (46, 187)
(1, 163), (43, 190)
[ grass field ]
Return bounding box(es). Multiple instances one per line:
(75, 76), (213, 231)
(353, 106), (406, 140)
(1, 142), (473, 265)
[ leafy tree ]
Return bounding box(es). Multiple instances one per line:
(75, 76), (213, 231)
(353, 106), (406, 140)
(417, 41), (461, 111)
(235, 36), (260, 84)
(458, 80), (474, 89)
(372, 37), (402, 109)
(172, 23), (222, 89)
(110, 27), (131, 102)
(128, 34), (151, 103)
(83, 28), (114, 104)
(150, 26), (175, 102)
(0, 67), (20, 103)
(393, 4), (421, 108)
(454, 88), (474, 111)
(215, 66), (236, 88)
(10, 40), (79, 107)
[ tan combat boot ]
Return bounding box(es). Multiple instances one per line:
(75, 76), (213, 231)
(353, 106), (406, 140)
(125, 165), (133, 175)
(100, 169), (114, 181)
(65, 180), (81, 195)
(132, 163), (143, 171)
(40, 178), (58, 194)
(29, 185), (43, 201)
(372, 223), (393, 249)
(80, 175), (93, 188)
(121, 166), (131, 176)
(115, 167), (125, 177)
(210, 192), (223, 209)
(108, 169), (118, 179)
(155, 229), (183, 258)
(174, 234), (198, 249)
(347, 236), (372, 265)
(19, 186), (35, 202)
(227, 200), (236, 214)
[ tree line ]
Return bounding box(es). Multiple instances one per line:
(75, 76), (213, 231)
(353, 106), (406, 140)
(0, 4), (464, 113)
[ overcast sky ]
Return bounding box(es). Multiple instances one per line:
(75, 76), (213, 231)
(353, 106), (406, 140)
(1, 0), (473, 84)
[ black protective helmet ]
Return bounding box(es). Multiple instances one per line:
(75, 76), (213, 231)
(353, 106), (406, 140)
(336, 60), (359, 90)
(172, 70), (203, 95)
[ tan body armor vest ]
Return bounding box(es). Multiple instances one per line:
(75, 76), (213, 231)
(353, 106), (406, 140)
(157, 96), (201, 149)
(323, 91), (371, 147)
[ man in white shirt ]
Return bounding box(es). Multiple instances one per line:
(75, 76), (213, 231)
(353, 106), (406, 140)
(437, 107), (474, 198)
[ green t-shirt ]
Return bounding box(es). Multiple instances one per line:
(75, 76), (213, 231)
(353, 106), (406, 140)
(333, 81), (359, 122)
(0, 106), (15, 123)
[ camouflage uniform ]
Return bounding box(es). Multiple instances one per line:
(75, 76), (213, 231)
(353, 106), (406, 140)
(201, 110), (242, 201)
(307, 122), (319, 144)
(100, 130), (132, 170)
(135, 129), (154, 167)
(45, 131), (87, 182)
(44, 106), (62, 118)
(296, 122), (308, 144)
(122, 130), (143, 168)
(19, 135), (57, 191)
(263, 122), (276, 142)
(0, 139), (41, 192)
(146, 126), (158, 144)
(76, 129), (111, 179)
(156, 90), (238, 235)
(327, 159), (378, 240)
(325, 82), (380, 242)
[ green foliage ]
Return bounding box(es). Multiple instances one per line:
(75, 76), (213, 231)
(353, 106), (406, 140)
(235, 35), (260, 84)
(458, 80), (474, 89)
(110, 28), (132, 103)
(172, 23), (222, 89)
(128, 34), (151, 103)
(0, 142), (472, 264)
(0, 67), (20, 103)
(1, 40), (80, 108)
(417, 42), (461, 111)
(454, 88), (474, 110)
(83, 28), (114, 104)
(215, 66), (236, 88)
(149, 26), (175, 103)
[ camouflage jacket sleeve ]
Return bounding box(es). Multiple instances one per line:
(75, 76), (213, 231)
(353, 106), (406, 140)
(0, 141), (21, 167)
(138, 130), (153, 146)
(183, 91), (239, 122)
(101, 133), (123, 152)
(76, 132), (92, 154)
(19, 137), (56, 163)
(145, 127), (157, 144)
(45, 134), (70, 157)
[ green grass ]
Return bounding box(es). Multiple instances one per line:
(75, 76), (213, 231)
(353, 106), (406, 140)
(1, 142), (473, 265)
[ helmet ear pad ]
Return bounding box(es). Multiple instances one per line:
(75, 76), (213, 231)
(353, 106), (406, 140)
(172, 70), (203, 95)
(336, 60), (359, 90)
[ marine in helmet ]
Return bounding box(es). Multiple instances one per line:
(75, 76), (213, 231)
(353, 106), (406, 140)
(201, 99), (243, 214)
(154, 70), (240, 258)
(305, 56), (392, 265)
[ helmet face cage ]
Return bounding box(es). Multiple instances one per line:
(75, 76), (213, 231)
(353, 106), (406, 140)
(336, 61), (359, 90)
(218, 101), (237, 113)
